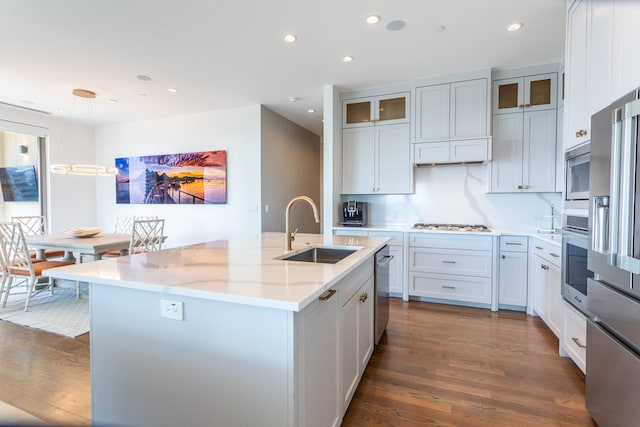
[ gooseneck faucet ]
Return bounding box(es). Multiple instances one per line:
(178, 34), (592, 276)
(285, 196), (320, 251)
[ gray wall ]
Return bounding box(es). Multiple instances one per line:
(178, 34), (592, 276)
(261, 106), (321, 233)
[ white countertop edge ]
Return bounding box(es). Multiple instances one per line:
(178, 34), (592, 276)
(44, 234), (390, 312)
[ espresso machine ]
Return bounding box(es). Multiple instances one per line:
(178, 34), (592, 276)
(341, 201), (368, 226)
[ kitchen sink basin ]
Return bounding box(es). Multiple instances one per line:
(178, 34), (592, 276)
(277, 246), (358, 264)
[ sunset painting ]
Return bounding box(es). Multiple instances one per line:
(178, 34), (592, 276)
(115, 150), (226, 204)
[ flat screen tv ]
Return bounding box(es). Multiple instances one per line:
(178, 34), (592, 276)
(0, 166), (39, 202)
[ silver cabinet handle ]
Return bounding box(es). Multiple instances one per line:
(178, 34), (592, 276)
(572, 337), (587, 349)
(535, 246), (543, 250)
(377, 254), (394, 267)
(505, 242), (522, 246)
(550, 253), (560, 258)
(318, 289), (336, 301)
(442, 260), (456, 264)
(442, 285), (456, 289)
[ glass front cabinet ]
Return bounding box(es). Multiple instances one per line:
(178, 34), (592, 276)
(492, 73), (557, 114)
(343, 93), (410, 127)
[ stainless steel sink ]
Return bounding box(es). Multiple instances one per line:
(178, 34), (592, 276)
(277, 246), (358, 264)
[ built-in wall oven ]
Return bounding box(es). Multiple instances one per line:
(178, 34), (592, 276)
(565, 143), (590, 209)
(561, 214), (593, 317)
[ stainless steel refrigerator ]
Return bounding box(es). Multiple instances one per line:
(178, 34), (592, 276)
(587, 88), (640, 427)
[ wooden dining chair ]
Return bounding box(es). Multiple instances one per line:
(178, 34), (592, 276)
(0, 223), (76, 311)
(12, 215), (65, 260)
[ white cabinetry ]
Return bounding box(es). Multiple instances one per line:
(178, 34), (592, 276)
(339, 261), (374, 412)
(610, 0), (640, 101)
(490, 70), (558, 193)
(342, 123), (412, 194)
(561, 300), (587, 373)
(297, 286), (340, 427)
(530, 238), (562, 338)
(342, 91), (412, 195)
(333, 228), (405, 298)
(564, 0), (614, 151)
(408, 233), (497, 310)
(498, 235), (528, 310)
(413, 73), (491, 165)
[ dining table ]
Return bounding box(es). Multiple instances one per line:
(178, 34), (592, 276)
(26, 233), (132, 262)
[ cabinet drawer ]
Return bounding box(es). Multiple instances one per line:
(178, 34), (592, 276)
(450, 139), (490, 163)
(367, 231), (404, 246)
(531, 238), (561, 266)
(410, 248), (492, 277)
(339, 259), (374, 306)
(562, 301), (586, 373)
(500, 235), (528, 252)
(334, 228), (368, 237)
(413, 141), (449, 164)
(410, 272), (491, 304)
(409, 233), (493, 251)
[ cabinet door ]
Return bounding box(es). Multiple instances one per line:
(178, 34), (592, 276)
(493, 77), (524, 114)
(341, 288), (360, 408)
(532, 256), (548, 319)
(388, 245), (403, 295)
(343, 127), (375, 194)
(298, 288), (340, 427)
(565, 0), (590, 149)
(376, 93), (410, 125)
(522, 109), (557, 192)
(413, 141), (449, 164)
(415, 84), (450, 141)
(499, 251), (528, 307)
(523, 73), (557, 112)
(611, 0), (640, 100)
(490, 113), (524, 192)
(588, 0), (613, 115)
(343, 98), (374, 128)
(358, 278), (374, 370)
(547, 262), (562, 338)
(450, 79), (488, 138)
(376, 123), (411, 194)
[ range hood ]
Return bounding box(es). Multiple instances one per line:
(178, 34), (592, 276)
(412, 139), (492, 166)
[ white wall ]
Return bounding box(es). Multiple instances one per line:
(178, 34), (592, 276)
(94, 105), (262, 248)
(0, 106), (97, 232)
(340, 164), (562, 232)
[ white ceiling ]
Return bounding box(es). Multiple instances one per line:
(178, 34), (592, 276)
(0, 0), (566, 136)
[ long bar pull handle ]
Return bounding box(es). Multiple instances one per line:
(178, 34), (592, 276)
(572, 337), (587, 349)
(609, 106), (623, 267)
(377, 255), (394, 267)
(550, 253), (560, 258)
(318, 289), (336, 301)
(505, 242), (522, 246)
(442, 285), (456, 289)
(442, 260), (456, 264)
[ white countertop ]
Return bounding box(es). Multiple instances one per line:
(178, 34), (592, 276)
(44, 232), (389, 312)
(334, 224), (562, 245)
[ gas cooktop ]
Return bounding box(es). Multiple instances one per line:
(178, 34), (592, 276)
(412, 223), (491, 232)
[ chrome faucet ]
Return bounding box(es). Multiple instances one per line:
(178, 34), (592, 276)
(285, 196), (320, 251)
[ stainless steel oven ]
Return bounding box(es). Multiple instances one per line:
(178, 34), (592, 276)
(565, 143), (590, 209)
(561, 214), (593, 316)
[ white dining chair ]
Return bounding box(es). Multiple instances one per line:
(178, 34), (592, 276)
(129, 218), (165, 254)
(0, 222), (75, 311)
(12, 215), (65, 260)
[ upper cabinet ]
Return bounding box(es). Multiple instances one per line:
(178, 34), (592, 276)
(412, 70), (492, 165)
(489, 67), (559, 193)
(343, 93), (409, 128)
(564, 0), (614, 151)
(611, 0), (640, 101)
(493, 74), (557, 115)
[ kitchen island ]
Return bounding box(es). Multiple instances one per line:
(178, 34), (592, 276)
(45, 232), (388, 427)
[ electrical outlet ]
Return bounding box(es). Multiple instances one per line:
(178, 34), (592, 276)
(160, 299), (184, 321)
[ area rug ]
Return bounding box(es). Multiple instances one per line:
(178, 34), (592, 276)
(0, 288), (89, 338)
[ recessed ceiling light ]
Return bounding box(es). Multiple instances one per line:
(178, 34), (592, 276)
(386, 20), (406, 31)
(307, 109), (315, 113)
(342, 56), (354, 63)
(289, 96), (300, 103)
(107, 99), (118, 104)
(366, 15), (380, 24)
(136, 75), (152, 81)
(284, 34), (297, 43)
(139, 93), (147, 97)
(168, 88), (178, 93)
(435, 25), (446, 32)
(507, 22), (523, 32)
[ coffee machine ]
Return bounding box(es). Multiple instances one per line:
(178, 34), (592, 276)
(341, 201), (368, 226)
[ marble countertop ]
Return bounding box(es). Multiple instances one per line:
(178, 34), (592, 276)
(334, 224), (562, 245)
(43, 232), (389, 312)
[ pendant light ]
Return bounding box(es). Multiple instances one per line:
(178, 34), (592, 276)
(50, 88), (118, 176)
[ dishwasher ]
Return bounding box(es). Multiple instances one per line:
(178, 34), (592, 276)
(375, 245), (392, 344)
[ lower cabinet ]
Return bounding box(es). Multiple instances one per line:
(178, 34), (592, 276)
(498, 235), (529, 310)
(561, 300), (587, 373)
(530, 238), (562, 338)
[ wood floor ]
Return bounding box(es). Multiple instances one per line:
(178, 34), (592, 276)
(0, 299), (595, 426)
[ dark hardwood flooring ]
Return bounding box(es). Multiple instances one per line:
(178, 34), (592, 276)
(0, 299), (594, 426)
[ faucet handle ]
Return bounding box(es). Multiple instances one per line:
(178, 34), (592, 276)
(291, 227), (299, 241)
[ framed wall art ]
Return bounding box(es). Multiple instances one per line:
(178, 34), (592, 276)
(115, 150), (226, 204)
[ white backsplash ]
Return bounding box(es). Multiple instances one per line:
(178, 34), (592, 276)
(340, 164), (562, 231)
